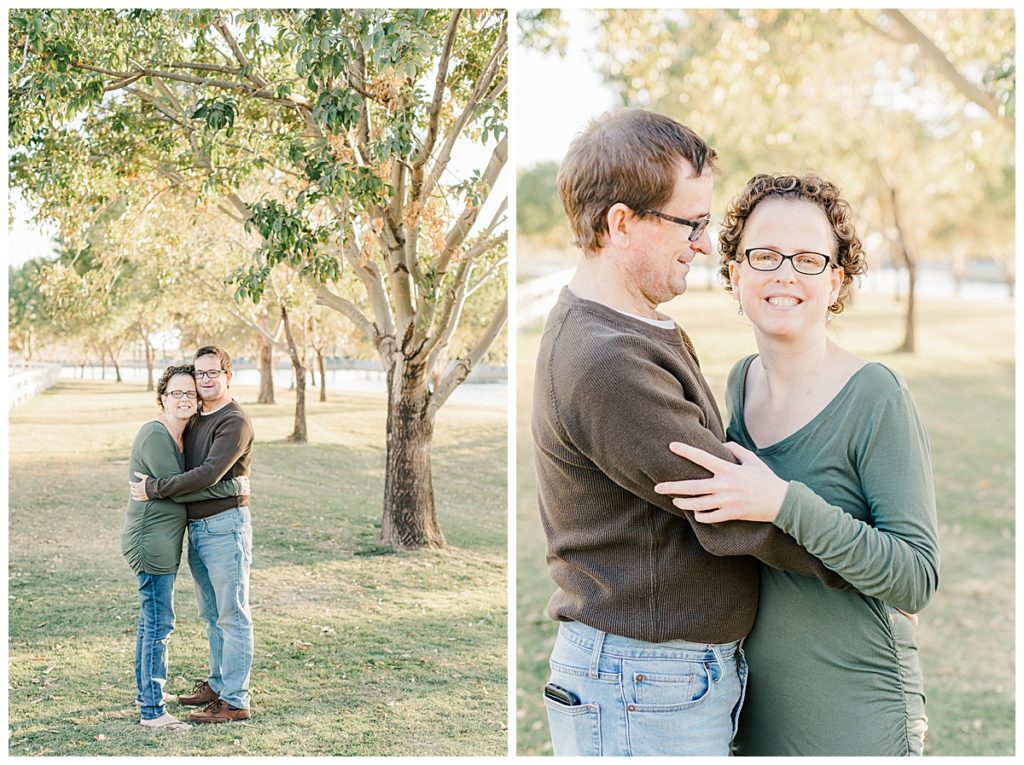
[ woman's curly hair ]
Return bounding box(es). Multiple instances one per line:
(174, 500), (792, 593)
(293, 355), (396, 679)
(718, 173), (867, 314)
(156, 364), (199, 411)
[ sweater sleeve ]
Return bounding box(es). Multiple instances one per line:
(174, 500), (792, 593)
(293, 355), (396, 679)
(170, 478), (244, 503)
(145, 413), (252, 499)
(562, 339), (851, 591)
(772, 379), (940, 612)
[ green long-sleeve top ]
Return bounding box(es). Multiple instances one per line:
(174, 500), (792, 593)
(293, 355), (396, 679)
(734, 355), (941, 612)
(121, 420), (244, 575)
(727, 355), (940, 756)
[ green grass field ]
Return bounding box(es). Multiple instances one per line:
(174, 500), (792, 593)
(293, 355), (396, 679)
(9, 384), (507, 756)
(516, 289), (1014, 756)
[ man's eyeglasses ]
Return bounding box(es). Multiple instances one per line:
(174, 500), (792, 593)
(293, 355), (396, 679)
(744, 247), (834, 276)
(164, 390), (199, 399)
(194, 369), (225, 380)
(637, 209), (711, 242)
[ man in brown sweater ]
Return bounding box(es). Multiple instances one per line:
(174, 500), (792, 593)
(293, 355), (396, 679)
(533, 110), (848, 756)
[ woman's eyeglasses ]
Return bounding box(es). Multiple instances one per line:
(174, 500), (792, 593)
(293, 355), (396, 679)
(164, 390), (199, 400)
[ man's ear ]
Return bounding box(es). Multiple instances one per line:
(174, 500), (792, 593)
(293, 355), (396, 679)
(605, 203), (633, 249)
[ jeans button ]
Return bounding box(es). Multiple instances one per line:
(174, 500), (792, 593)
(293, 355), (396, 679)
(636, 674), (645, 682)
(627, 704), (636, 712)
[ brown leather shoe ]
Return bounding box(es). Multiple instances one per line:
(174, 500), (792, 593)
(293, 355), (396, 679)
(188, 699), (251, 724)
(177, 680), (218, 706)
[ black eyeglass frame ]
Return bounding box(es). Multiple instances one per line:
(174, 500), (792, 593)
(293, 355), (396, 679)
(636, 209), (711, 242)
(163, 390), (199, 399)
(743, 247), (835, 276)
(194, 369), (226, 380)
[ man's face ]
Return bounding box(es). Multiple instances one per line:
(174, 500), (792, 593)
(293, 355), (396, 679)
(194, 353), (231, 405)
(621, 160), (714, 309)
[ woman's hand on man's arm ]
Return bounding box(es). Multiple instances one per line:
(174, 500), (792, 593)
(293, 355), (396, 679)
(654, 441), (789, 523)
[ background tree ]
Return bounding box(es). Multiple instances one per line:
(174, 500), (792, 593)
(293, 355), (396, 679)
(10, 8), (508, 549)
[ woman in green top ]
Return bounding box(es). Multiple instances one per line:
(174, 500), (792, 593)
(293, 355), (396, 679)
(655, 173), (939, 755)
(121, 365), (248, 732)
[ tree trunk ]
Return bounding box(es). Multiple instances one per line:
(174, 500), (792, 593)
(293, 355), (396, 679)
(318, 349), (327, 403)
(99, 346), (107, 380)
(888, 183), (916, 353)
(106, 342), (123, 383)
(145, 342), (155, 390)
(140, 322), (155, 390)
(257, 337), (275, 404)
(380, 355), (446, 549)
(281, 304), (307, 443)
(952, 251), (965, 296)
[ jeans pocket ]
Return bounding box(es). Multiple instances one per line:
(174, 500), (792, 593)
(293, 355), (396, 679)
(626, 659), (712, 709)
(545, 697), (601, 756)
(623, 660), (733, 756)
(202, 510), (244, 536)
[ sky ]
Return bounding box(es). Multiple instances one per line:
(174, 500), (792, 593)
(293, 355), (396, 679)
(515, 10), (615, 170)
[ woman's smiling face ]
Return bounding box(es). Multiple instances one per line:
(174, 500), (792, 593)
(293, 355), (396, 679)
(729, 198), (844, 340)
(161, 373), (198, 420)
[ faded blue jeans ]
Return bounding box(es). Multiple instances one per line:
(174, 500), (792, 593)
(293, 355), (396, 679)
(135, 571), (176, 720)
(545, 621), (748, 756)
(187, 506), (252, 710)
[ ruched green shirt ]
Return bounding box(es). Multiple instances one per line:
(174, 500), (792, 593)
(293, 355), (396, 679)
(728, 355), (940, 756)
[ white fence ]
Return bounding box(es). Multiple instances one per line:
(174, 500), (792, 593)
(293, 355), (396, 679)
(517, 267), (574, 327)
(9, 363), (62, 409)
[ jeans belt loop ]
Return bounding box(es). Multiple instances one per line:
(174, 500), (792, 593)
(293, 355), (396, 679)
(710, 644), (725, 685)
(588, 629), (606, 679)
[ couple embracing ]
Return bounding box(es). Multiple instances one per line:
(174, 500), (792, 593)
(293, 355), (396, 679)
(121, 346), (254, 731)
(533, 110), (939, 756)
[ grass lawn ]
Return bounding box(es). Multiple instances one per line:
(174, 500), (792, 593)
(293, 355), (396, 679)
(9, 384), (507, 756)
(516, 289), (1014, 756)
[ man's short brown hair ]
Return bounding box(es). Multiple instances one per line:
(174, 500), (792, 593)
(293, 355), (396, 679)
(194, 345), (232, 375)
(557, 109), (717, 255)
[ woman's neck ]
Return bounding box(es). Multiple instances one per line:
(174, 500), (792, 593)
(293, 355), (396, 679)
(753, 330), (834, 395)
(160, 413), (187, 443)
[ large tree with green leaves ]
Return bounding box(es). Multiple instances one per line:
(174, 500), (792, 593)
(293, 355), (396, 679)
(11, 8), (508, 548)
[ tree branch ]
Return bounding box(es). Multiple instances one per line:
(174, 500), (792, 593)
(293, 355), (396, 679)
(428, 295), (506, 415)
(214, 19), (270, 88)
(411, 10), (462, 200)
(314, 284), (375, 341)
(417, 20), (507, 208)
(436, 137), (507, 273)
(882, 9), (1011, 126)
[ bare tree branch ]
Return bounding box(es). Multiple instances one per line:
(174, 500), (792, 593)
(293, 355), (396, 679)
(314, 284), (375, 340)
(428, 295), (507, 415)
(882, 9), (1012, 126)
(436, 136), (507, 273)
(417, 20), (507, 208)
(411, 10), (462, 200)
(214, 20), (270, 88)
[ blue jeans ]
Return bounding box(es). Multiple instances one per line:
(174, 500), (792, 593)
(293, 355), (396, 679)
(545, 621), (748, 756)
(135, 572), (177, 720)
(187, 506), (253, 709)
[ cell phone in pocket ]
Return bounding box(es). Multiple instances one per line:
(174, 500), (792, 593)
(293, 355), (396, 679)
(544, 682), (582, 706)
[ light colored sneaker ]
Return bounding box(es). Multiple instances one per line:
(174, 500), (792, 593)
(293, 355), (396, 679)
(140, 712), (191, 732)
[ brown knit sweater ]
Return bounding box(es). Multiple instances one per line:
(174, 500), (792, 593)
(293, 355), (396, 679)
(532, 288), (849, 644)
